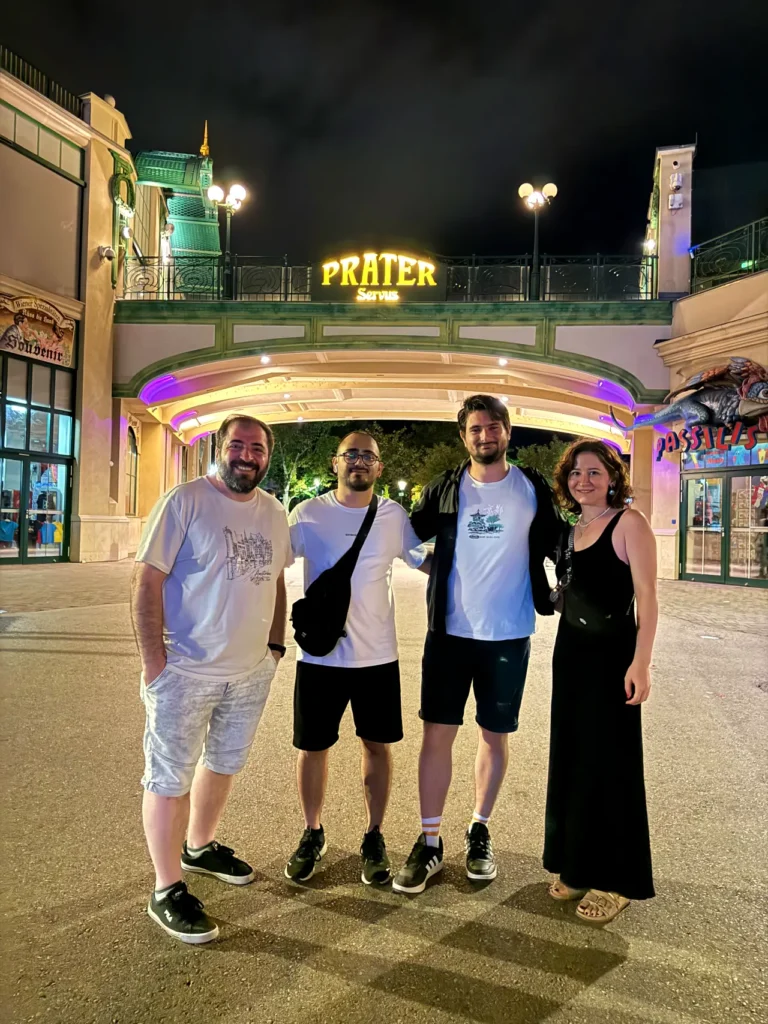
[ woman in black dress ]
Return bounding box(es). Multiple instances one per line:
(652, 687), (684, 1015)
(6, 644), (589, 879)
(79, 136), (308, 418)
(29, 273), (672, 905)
(544, 440), (658, 923)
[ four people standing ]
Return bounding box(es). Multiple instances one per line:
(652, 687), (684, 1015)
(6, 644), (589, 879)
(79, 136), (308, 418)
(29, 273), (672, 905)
(133, 403), (656, 942)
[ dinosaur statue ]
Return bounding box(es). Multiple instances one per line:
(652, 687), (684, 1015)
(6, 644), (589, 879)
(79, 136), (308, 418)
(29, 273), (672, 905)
(612, 356), (768, 433)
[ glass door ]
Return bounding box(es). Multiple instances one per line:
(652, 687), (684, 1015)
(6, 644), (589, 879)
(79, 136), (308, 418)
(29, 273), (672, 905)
(25, 460), (69, 560)
(0, 457), (69, 562)
(0, 456), (23, 560)
(727, 474), (768, 584)
(682, 476), (725, 581)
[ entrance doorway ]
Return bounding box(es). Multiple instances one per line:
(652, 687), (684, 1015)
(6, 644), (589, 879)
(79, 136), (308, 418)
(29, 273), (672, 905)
(681, 450), (768, 587)
(0, 457), (70, 562)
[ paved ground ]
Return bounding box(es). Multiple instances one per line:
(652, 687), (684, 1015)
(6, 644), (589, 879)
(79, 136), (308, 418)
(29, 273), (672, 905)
(1, 561), (766, 1024)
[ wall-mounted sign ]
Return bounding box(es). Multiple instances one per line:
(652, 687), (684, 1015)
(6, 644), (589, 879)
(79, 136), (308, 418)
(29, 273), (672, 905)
(0, 295), (76, 368)
(656, 420), (764, 461)
(313, 251), (446, 302)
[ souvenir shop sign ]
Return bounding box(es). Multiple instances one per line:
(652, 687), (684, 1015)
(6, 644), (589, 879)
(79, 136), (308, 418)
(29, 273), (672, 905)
(656, 420), (764, 461)
(0, 295), (76, 368)
(314, 251), (446, 302)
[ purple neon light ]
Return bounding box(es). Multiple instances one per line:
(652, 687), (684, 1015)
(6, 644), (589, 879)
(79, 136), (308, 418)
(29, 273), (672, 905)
(171, 409), (197, 431)
(139, 374), (177, 404)
(187, 431), (212, 447)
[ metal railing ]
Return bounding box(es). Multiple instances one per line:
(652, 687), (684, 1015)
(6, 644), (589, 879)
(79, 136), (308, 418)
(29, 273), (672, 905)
(121, 253), (658, 302)
(690, 218), (768, 292)
(1, 47), (84, 119)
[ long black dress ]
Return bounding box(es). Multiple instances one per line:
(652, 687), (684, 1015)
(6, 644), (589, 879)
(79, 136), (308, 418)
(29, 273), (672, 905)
(543, 510), (655, 900)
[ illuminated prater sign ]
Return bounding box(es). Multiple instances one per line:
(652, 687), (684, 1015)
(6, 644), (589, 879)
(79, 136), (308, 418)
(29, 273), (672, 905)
(315, 251), (446, 302)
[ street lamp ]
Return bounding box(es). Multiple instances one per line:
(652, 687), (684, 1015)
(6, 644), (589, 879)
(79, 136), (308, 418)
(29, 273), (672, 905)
(397, 479), (408, 505)
(207, 182), (248, 298)
(518, 182), (557, 300)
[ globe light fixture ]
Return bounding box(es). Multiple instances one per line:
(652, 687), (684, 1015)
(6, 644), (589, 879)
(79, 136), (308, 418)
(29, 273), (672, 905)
(519, 180), (558, 299)
(207, 181), (249, 297)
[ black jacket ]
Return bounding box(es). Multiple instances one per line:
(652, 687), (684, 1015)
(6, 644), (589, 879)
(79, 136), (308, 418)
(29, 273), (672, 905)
(410, 460), (564, 634)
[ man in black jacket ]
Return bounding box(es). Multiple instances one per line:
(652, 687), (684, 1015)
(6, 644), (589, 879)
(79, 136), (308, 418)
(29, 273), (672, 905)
(392, 395), (563, 895)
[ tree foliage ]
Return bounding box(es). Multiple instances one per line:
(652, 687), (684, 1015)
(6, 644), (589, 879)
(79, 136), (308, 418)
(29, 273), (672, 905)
(512, 437), (570, 484)
(266, 422), (337, 506)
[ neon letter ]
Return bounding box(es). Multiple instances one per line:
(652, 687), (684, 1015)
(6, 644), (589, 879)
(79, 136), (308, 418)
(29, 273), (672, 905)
(715, 426), (729, 451)
(397, 255), (417, 286)
(322, 260), (339, 286)
(379, 253), (398, 286)
(340, 256), (360, 286)
(701, 427), (715, 450)
(744, 425), (759, 450)
(360, 253), (379, 286)
(730, 420), (744, 446)
(665, 432), (680, 453)
(655, 438), (666, 462)
(417, 260), (437, 286)
(689, 426), (703, 451)
(679, 428), (692, 453)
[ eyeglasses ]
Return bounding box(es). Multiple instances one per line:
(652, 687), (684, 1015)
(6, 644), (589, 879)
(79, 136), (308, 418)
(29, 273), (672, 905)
(337, 450), (379, 466)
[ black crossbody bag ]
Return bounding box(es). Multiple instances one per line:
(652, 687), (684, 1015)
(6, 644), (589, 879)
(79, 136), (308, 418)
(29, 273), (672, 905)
(291, 495), (378, 657)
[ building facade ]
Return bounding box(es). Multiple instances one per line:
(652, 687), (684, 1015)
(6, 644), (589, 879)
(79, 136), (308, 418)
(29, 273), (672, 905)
(2, 51), (766, 584)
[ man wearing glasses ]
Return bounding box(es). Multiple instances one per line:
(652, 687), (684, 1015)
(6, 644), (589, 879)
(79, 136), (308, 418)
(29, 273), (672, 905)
(132, 414), (292, 943)
(285, 431), (427, 885)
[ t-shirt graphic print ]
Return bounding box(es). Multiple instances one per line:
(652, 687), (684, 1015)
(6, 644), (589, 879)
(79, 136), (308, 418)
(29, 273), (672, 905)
(223, 526), (273, 584)
(467, 505), (504, 537)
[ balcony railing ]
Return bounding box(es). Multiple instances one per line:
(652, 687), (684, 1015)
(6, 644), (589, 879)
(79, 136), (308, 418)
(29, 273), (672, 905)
(1, 47), (84, 119)
(690, 217), (768, 292)
(122, 253), (658, 303)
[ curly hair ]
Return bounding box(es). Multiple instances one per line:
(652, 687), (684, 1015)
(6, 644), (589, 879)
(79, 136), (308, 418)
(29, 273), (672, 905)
(553, 439), (633, 513)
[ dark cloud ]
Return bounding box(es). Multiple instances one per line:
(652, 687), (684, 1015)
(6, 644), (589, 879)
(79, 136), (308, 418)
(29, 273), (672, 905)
(5, 0), (766, 259)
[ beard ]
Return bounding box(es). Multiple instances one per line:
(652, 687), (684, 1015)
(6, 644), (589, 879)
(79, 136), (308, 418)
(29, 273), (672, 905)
(217, 457), (266, 494)
(342, 468), (373, 492)
(470, 442), (507, 466)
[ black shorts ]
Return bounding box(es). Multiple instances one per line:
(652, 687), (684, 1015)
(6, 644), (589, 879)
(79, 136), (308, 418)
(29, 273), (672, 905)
(420, 631), (531, 733)
(293, 660), (403, 751)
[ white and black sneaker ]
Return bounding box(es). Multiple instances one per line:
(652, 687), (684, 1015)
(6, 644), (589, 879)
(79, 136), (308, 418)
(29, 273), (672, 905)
(465, 822), (497, 881)
(147, 882), (219, 944)
(392, 834), (444, 894)
(285, 826), (327, 882)
(181, 840), (255, 885)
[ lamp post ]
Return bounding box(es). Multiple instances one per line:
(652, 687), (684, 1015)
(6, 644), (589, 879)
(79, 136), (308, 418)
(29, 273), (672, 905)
(518, 182), (557, 300)
(397, 479), (408, 506)
(207, 182), (247, 298)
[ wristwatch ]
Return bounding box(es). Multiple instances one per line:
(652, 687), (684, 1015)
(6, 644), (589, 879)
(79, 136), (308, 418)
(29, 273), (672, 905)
(268, 643), (286, 658)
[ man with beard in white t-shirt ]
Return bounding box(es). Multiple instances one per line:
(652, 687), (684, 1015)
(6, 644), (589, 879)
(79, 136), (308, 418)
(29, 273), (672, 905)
(284, 431), (426, 886)
(132, 414), (292, 943)
(393, 396), (562, 895)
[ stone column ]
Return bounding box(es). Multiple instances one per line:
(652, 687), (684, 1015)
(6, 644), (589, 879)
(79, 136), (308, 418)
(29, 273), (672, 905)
(631, 427), (681, 579)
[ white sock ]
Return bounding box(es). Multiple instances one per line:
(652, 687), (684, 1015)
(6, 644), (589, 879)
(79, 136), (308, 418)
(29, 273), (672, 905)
(184, 841), (211, 859)
(154, 882), (180, 901)
(470, 811), (490, 830)
(422, 815), (442, 848)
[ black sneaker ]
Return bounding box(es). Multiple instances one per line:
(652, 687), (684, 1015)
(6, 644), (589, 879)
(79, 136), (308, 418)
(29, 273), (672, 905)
(284, 826), (327, 882)
(465, 822), (497, 881)
(360, 826), (391, 885)
(181, 840), (255, 885)
(147, 882), (219, 944)
(392, 834), (444, 894)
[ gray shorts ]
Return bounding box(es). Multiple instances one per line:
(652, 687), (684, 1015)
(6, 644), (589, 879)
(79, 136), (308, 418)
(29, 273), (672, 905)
(140, 654), (277, 797)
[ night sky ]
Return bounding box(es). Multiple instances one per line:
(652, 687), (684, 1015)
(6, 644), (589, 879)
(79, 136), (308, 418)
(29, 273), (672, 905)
(5, 1), (766, 261)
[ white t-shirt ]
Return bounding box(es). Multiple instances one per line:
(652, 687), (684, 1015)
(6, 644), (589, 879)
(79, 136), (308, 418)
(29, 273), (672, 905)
(136, 476), (293, 680)
(289, 492), (426, 667)
(446, 465), (537, 641)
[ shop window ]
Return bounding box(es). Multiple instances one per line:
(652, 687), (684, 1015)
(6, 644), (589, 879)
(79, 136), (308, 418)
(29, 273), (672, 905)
(126, 427), (139, 516)
(181, 446), (189, 483)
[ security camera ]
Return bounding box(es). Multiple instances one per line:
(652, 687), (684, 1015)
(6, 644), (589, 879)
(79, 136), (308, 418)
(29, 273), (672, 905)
(99, 245), (116, 261)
